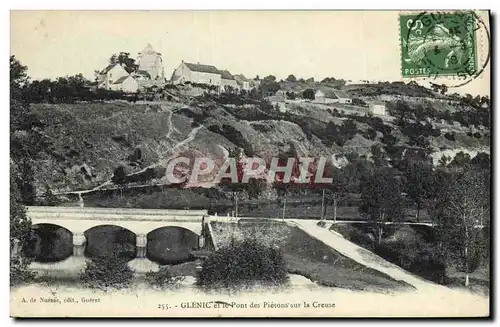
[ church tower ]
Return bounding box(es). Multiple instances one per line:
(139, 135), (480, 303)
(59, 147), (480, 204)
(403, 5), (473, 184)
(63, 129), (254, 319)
(137, 43), (164, 80)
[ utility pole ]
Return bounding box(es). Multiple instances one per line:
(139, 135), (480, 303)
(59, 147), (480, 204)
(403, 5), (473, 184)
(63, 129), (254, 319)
(321, 189), (325, 221)
(282, 192), (287, 220)
(235, 193), (239, 217)
(333, 194), (337, 224)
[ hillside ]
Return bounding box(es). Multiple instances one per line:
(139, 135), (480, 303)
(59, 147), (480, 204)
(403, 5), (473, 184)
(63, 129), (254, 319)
(29, 86), (490, 195)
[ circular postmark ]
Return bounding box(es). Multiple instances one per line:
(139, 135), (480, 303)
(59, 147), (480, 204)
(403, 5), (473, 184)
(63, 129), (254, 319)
(402, 10), (490, 89)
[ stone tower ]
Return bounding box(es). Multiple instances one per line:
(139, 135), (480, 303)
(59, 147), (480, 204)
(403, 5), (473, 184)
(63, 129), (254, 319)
(137, 43), (164, 80)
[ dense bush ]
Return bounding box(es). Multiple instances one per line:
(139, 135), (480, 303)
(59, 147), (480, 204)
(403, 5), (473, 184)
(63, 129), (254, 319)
(317, 220), (326, 228)
(363, 128), (377, 141)
(207, 124), (254, 156)
(80, 245), (134, 289)
(145, 266), (185, 288)
(10, 257), (36, 286)
(302, 88), (315, 100)
(196, 238), (289, 289)
(444, 132), (456, 141)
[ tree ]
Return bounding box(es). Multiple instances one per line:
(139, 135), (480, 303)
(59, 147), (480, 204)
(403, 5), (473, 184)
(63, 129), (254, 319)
(10, 163), (33, 251)
(112, 165), (129, 187)
(42, 184), (60, 206)
(10, 163), (35, 285)
(435, 168), (489, 286)
(302, 88), (315, 100)
(219, 148), (246, 217)
(259, 80), (280, 95)
(10, 55), (29, 99)
(286, 74), (297, 82)
(403, 160), (434, 222)
(10, 58), (46, 205)
(109, 52), (138, 74)
(449, 151), (471, 167)
(325, 166), (352, 222)
(263, 75), (276, 82)
(360, 168), (404, 243)
(470, 152), (490, 170)
(370, 144), (387, 167)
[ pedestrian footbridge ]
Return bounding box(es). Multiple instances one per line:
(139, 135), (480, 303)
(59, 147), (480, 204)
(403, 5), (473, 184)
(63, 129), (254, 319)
(25, 206), (207, 261)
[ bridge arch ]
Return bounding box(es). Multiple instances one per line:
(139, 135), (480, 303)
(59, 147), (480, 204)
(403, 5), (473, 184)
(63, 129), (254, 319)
(84, 224), (137, 261)
(146, 226), (199, 264)
(26, 223), (73, 263)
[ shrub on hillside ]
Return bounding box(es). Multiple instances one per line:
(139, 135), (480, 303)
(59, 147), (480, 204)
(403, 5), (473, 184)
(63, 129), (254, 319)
(444, 132), (456, 141)
(145, 266), (185, 288)
(80, 245), (134, 290)
(363, 128), (377, 141)
(10, 257), (36, 286)
(196, 238), (289, 289)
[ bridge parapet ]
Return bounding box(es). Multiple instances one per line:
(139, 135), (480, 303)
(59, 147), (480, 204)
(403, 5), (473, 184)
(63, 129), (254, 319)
(27, 206), (208, 217)
(27, 206), (207, 223)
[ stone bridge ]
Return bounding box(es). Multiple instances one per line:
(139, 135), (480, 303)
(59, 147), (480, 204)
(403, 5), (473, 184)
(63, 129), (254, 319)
(26, 206), (207, 260)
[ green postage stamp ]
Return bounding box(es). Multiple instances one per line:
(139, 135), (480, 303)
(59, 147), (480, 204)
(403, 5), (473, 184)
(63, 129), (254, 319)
(400, 11), (478, 78)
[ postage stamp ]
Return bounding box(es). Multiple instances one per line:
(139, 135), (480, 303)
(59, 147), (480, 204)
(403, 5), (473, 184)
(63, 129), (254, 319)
(400, 11), (479, 79)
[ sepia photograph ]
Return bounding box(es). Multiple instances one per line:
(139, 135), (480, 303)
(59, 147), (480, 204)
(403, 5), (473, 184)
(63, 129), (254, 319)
(9, 9), (491, 318)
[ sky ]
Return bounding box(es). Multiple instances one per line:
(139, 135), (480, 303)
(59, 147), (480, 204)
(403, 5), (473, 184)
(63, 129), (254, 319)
(10, 10), (490, 96)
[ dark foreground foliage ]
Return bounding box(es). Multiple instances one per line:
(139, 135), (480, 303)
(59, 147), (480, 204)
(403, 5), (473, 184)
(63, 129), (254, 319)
(80, 245), (134, 289)
(10, 257), (36, 286)
(145, 266), (185, 288)
(196, 238), (289, 289)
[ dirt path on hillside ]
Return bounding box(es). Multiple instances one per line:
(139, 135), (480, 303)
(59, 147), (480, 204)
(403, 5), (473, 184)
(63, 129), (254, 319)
(288, 219), (448, 292)
(58, 108), (203, 196)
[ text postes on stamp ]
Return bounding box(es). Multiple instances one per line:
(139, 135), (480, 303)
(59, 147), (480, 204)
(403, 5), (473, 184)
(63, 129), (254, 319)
(400, 11), (479, 80)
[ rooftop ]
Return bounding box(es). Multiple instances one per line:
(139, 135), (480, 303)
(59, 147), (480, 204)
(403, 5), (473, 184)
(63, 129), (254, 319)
(100, 63), (118, 75)
(221, 70), (235, 80)
(184, 62), (221, 75)
(113, 76), (130, 84)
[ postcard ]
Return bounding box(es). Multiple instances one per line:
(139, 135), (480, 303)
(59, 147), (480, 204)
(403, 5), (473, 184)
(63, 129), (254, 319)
(10, 10), (490, 318)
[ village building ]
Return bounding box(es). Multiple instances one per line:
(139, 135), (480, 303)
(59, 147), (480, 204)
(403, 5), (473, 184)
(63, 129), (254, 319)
(96, 63), (130, 90)
(109, 75), (139, 93)
(170, 61), (222, 87)
(134, 70), (152, 81)
(234, 74), (252, 91)
(220, 70), (239, 92)
(332, 89), (352, 104)
(313, 88), (339, 104)
(369, 101), (387, 116)
(136, 43), (165, 80)
(266, 90), (287, 103)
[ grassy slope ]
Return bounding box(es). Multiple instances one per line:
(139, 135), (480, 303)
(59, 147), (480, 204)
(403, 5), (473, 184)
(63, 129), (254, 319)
(211, 220), (412, 292)
(31, 92), (489, 194)
(330, 223), (490, 293)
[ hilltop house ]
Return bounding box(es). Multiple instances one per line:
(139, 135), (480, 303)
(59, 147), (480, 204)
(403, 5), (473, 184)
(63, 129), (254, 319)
(234, 74), (251, 91)
(314, 88), (338, 104)
(171, 61), (222, 87)
(134, 70), (151, 81)
(97, 63), (130, 90)
(332, 89), (352, 104)
(137, 43), (164, 80)
(221, 70), (239, 92)
(314, 88), (352, 104)
(109, 75), (139, 93)
(369, 101), (387, 116)
(170, 61), (258, 93)
(266, 90), (287, 103)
